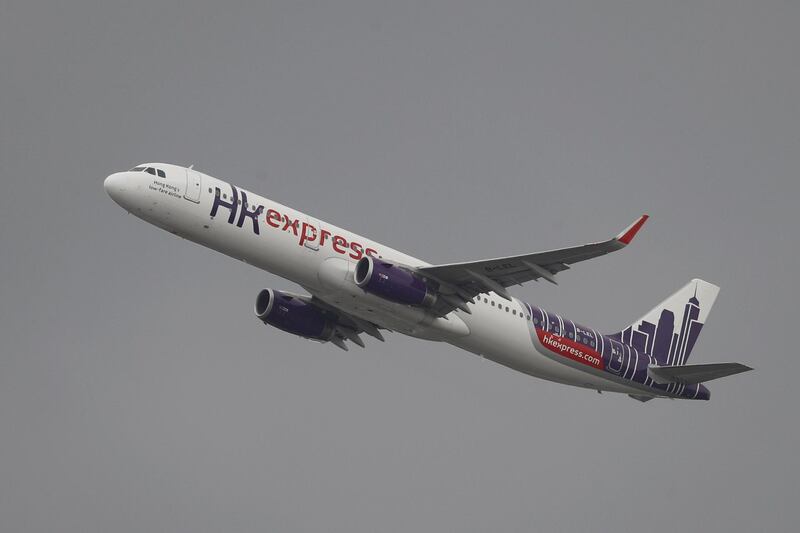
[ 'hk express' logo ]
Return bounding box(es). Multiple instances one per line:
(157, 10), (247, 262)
(210, 185), (378, 260)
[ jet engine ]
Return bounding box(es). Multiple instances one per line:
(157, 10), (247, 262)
(354, 256), (436, 306)
(254, 289), (334, 341)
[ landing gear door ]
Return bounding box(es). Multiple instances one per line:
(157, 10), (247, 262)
(184, 169), (202, 203)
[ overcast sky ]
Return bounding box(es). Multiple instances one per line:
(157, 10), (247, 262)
(1, 1), (798, 532)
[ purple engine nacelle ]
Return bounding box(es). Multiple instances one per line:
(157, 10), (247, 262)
(354, 256), (436, 307)
(254, 289), (334, 340)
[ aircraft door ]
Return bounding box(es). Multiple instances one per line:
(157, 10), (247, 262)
(184, 169), (202, 203)
(303, 215), (320, 251)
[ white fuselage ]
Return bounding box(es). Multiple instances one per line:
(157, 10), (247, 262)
(105, 163), (644, 395)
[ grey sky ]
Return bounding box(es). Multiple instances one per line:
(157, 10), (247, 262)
(1, 1), (798, 531)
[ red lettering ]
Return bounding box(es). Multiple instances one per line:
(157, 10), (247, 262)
(320, 229), (332, 246)
(349, 241), (364, 260)
(536, 330), (603, 369)
(332, 235), (348, 254)
(262, 209), (376, 261)
(266, 209), (281, 228)
(299, 222), (318, 246)
(282, 215), (299, 236)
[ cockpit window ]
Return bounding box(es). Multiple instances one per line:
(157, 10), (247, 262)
(130, 166), (166, 177)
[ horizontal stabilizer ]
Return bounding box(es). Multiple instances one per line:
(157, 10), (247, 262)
(648, 362), (752, 385)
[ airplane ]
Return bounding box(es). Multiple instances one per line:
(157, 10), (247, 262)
(104, 163), (751, 402)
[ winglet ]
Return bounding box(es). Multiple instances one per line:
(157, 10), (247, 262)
(615, 214), (649, 245)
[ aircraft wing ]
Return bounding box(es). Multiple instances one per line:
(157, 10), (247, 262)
(278, 290), (387, 351)
(306, 294), (387, 350)
(416, 215), (648, 314)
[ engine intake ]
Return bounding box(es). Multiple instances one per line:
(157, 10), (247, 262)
(354, 256), (436, 307)
(254, 289), (334, 340)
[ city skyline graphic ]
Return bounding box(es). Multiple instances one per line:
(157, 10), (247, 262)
(613, 284), (704, 367)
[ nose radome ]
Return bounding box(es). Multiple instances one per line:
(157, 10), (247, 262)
(104, 171), (135, 209)
(104, 172), (125, 197)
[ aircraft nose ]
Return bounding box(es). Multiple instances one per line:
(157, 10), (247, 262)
(104, 172), (125, 197)
(104, 171), (136, 209)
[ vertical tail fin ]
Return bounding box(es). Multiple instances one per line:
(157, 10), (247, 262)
(609, 279), (719, 366)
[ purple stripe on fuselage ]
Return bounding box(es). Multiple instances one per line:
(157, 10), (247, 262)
(524, 302), (708, 400)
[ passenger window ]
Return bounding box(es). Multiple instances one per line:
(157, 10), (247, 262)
(512, 310), (516, 316)
(491, 301), (495, 307)
(208, 188), (213, 193)
(156, 169), (166, 178)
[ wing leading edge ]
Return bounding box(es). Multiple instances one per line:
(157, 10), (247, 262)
(416, 215), (648, 315)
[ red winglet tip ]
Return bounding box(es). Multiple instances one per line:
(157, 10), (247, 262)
(617, 214), (649, 245)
